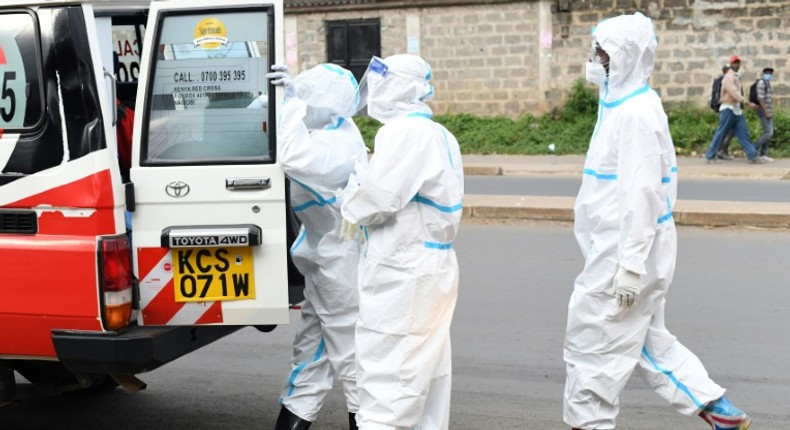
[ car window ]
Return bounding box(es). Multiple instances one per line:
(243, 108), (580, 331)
(143, 11), (272, 164)
(0, 11), (44, 131)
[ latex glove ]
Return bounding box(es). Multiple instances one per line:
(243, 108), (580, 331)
(339, 218), (361, 241)
(334, 172), (360, 207)
(266, 64), (295, 100)
(613, 267), (641, 309)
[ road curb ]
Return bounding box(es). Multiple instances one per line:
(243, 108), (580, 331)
(463, 163), (790, 181)
(463, 165), (503, 176)
(463, 194), (790, 229)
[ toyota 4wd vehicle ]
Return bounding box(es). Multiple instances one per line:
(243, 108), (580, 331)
(0, 0), (300, 403)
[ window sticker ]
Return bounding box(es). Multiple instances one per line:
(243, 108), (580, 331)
(193, 17), (228, 50)
(0, 14), (35, 129)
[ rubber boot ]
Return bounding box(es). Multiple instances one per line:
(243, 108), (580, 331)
(349, 412), (358, 430)
(274, 406), (312, 430)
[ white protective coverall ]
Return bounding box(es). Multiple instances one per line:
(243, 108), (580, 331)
(564, 13), (726, 429)
(340, 54), (464, 430)
(278, 64), (368, 421)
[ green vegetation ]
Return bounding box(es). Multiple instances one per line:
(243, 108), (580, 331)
(354, 80), (789, 157)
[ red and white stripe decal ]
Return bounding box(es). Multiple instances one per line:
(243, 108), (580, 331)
(138, 247), (223, 325)
(6, 170), (117, 235)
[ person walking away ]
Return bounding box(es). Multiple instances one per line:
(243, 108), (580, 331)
(339, 54), (464, 430)
(754, 67), (775, 162)
(267, 63), (368, 430)
(564, 13), (752, 430)
(704, 55), (765, 164)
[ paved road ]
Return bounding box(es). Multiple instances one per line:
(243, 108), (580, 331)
(465, 175), (790, 202)
(2, 223), (789, 429)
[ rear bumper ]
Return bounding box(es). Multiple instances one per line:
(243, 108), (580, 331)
(52, 324), (242, 375)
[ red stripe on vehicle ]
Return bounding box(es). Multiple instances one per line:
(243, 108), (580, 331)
(194, 301), (224, 324)
(0, 46), (6, 64)
(35, 209), (116, 235)
(7, 170), (115, 209)
(142, 278), (183, 325)
(138, 248), (184, 325)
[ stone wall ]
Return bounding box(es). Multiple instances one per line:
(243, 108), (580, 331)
(286, 0), (789, 116)
(552, 0), (790, 111)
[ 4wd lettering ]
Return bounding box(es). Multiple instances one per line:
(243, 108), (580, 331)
(171, 235), (249, 247)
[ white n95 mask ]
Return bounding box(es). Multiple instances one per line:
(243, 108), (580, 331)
(585, 61), (608, 86)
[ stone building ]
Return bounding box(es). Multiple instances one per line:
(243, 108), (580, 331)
(284, 0), (789, 117)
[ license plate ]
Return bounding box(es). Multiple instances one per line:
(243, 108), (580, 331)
(172, 247), (256, 302)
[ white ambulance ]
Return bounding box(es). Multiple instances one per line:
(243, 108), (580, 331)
(0, 0), (300, 402)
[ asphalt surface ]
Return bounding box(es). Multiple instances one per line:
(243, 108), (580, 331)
(461, 155), (790, 229)
(465, 175), (790, 202)
(3, 223), (788, 429)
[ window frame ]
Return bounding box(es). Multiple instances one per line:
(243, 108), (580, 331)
(325, 18), (381, 82)
(139, 5), (277, 167)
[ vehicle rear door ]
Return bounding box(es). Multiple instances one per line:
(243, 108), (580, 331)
(131, 0), (288, 326)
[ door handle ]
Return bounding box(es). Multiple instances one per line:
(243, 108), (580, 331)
(226, 177), (271, 191)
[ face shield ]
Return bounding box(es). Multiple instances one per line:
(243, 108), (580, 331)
(355, 55), (434, 122)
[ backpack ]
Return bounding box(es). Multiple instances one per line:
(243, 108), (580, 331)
(710, 75), (723, 111)
(748, 79), (763, 104)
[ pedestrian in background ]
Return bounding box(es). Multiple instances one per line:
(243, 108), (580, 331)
(340, 54), (464, 430)
(704, 56), (766, 164)
(268, 63), (368, 430)
(712, 64), (735, 160)
(754, 66), (775, 162)
(565, 13), (752, 430)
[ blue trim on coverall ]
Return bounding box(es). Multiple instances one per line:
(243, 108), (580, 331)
(641, 346), (705, 409)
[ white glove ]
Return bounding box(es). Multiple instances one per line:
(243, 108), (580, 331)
(334, 172), (360, 207)
(266, 64), (295, 100)
(613, 267), (641, 309)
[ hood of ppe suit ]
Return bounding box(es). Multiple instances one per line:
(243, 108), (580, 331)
(592, 12), (657, 101)
(367, 54), (434, 124)
(295, 63), (359, 131)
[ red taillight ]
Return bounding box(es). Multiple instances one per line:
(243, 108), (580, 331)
(99, 235), (133, 330)
(102, 237), (132, 291)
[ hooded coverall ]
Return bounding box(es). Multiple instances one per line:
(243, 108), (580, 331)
(341, 54), (464, 430)
(278, 64), (368, 422)
(564, 13), (726, 429)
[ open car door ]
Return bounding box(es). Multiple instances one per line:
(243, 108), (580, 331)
(131, 0), (288, 326)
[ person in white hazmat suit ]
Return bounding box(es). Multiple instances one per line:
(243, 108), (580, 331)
(267, 63), (368, 430)
(564, 13), (751, 430)
(339, 54), (464, 430)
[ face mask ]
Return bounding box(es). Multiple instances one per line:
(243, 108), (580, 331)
(303, 105), (334, 131)
(585, 61), (608, 86)
(763, 73), (773, 82)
